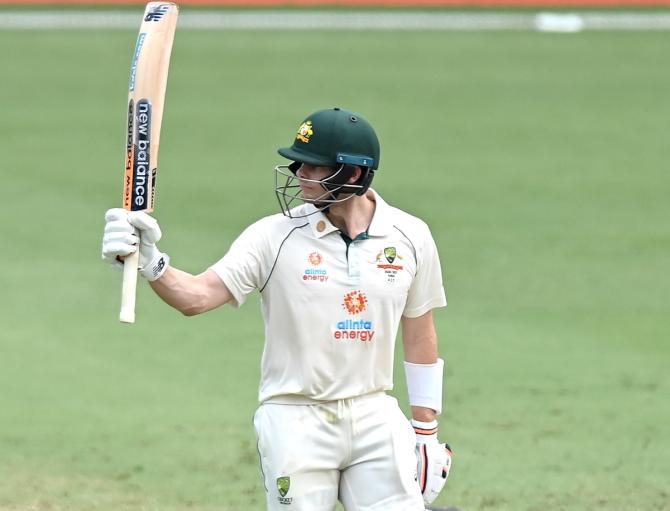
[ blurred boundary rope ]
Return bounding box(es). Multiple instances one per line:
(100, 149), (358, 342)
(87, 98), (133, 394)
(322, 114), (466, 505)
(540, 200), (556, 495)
(0, 0), (669, 6)
(1, 9), (669, 29)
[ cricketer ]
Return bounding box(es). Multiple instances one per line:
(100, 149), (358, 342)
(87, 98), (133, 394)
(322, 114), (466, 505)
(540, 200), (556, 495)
(102, 107), (453, 510)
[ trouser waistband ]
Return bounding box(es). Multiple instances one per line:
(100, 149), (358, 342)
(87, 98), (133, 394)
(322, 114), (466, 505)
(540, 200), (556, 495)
(261, 390), (386, 406)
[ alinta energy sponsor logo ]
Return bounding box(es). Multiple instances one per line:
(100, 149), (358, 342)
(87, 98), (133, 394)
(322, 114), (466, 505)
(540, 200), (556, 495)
(303, 251), (328, 283)
(375, 246), (404, 284)
(334, 291), (375, 342)
(342, 290), (368, 314)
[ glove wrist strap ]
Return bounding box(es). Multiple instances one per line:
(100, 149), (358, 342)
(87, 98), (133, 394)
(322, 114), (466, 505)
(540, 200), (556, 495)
(139, 251), (170, 281)
(411, 419), (438, 432)
(412, 418), (439, 444)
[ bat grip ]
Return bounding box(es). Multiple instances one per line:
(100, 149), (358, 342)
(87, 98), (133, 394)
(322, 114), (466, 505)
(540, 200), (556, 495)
(119, 241), (140, 324)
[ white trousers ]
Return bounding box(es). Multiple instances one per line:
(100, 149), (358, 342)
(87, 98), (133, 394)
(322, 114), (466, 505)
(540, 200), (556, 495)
(253, 392), (424, 511)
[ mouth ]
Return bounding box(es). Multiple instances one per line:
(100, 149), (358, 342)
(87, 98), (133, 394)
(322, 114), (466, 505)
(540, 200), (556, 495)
(299, 183), (332, 205)
(300, 182), (320, 193)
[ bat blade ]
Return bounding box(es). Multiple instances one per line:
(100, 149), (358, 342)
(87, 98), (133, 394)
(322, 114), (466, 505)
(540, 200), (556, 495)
(120, 1), (178, 324)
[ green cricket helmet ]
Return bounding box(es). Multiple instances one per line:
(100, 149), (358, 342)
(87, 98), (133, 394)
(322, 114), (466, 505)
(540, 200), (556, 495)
(275, 107), (380, 218)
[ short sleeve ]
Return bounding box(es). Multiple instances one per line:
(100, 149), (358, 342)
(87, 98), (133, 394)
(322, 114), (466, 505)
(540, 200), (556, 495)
(402, 227), (447, 318)
(209, 222), (267, 308)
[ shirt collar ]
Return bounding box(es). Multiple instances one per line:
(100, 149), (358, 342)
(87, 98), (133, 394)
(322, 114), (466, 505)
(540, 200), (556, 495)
(366, 189), (394, 237)
(306, 205), (340, 238)
(305, 188), (394, 239)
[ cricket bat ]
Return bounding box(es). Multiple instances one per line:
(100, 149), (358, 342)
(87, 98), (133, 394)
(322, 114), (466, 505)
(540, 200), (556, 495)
(120, 2), (179, 324)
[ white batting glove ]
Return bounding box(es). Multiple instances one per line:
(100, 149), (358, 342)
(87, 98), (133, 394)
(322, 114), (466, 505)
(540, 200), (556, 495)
(412, 419), (453, 505)
(102, 208), (170, 281)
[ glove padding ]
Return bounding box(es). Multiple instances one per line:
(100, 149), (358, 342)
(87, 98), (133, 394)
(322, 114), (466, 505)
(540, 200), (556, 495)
(413, 419), (453, 505)
(102, 208), (169, 281)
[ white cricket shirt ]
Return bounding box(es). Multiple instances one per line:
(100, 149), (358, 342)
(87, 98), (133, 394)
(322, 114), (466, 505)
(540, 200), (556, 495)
(210, 190), (447, 403)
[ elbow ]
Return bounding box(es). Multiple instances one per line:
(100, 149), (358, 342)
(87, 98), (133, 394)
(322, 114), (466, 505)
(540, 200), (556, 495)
(179, 300), (208, 317)
(178, 277), (215, 316)
(177, 296), (209, 317)
(167, 272), (231, 316)
(180, 306), (201, 317)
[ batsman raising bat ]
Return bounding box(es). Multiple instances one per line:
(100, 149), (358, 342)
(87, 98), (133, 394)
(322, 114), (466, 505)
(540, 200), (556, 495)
(111, 2), (178, 323)
(102, 107), (453, 510)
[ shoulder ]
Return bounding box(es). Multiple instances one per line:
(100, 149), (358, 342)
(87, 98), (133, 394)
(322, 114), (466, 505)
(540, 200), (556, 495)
(240, 212), (309, 247)
(245, 212), (307, 236)
(380, 197), (433, 242)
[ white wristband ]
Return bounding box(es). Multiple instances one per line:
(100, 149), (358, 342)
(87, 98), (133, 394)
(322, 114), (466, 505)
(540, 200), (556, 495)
(404, 358), (444, 415)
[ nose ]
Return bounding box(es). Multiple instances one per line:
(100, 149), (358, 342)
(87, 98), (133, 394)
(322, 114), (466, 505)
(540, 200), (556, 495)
(296, 164), (314, 179)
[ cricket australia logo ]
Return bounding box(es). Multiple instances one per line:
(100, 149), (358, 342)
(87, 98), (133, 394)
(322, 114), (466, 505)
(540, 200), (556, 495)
(144, 4), (170, 21)
(277, 476), (292, 505)
(296, 121), (314, 143)
(376, 246), (404, 284)
(334, 291), (375, 342)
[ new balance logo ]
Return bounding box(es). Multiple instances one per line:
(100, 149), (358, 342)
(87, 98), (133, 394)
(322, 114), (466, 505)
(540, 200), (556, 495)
(144, 4), (170, 22)
(153, 257), (166, 277)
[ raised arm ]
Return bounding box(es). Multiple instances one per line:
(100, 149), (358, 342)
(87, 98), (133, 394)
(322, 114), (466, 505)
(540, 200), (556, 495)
(102, 208), (233, 317)
(150, 267), (232, 316)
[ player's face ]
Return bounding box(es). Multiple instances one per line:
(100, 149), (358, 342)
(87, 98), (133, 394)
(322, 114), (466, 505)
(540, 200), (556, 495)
(296, 164), (335, 200)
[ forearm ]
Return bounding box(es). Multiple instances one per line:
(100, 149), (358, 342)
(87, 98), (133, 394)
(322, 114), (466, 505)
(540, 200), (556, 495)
(403, 327), (438, 364)
(404, 331), (439, 422)
(102, 209), (233, 317)
(402, 311), (442, 422)
(149, 266), (222, 316)
(405, 342), (437, 422)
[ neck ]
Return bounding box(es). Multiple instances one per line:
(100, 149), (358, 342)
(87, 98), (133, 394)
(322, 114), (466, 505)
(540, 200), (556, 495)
(325, 191), (376, 239)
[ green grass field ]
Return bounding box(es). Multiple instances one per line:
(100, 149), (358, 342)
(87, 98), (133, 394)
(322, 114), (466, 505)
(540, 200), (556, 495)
(1, 19), (669, 511)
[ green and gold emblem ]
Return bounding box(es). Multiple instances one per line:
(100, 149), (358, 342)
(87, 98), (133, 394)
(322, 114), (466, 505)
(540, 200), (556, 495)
(384, 247), (397, 264)
(296, 121), (314, 143)
(277, 476), (290, 498)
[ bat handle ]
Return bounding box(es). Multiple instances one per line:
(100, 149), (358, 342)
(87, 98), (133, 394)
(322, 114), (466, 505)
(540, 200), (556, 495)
(119, 248), (140, 323)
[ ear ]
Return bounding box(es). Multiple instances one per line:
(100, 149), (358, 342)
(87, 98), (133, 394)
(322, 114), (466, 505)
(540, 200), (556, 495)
(347, 165), (362, 184)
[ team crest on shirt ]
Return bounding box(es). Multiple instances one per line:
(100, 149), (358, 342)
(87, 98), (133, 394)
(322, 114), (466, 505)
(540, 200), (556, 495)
(375, 246), (404, 284)
(303, 251), (328, 283)
(333, 291), (375, 342)
(277, 476), (292, 504)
